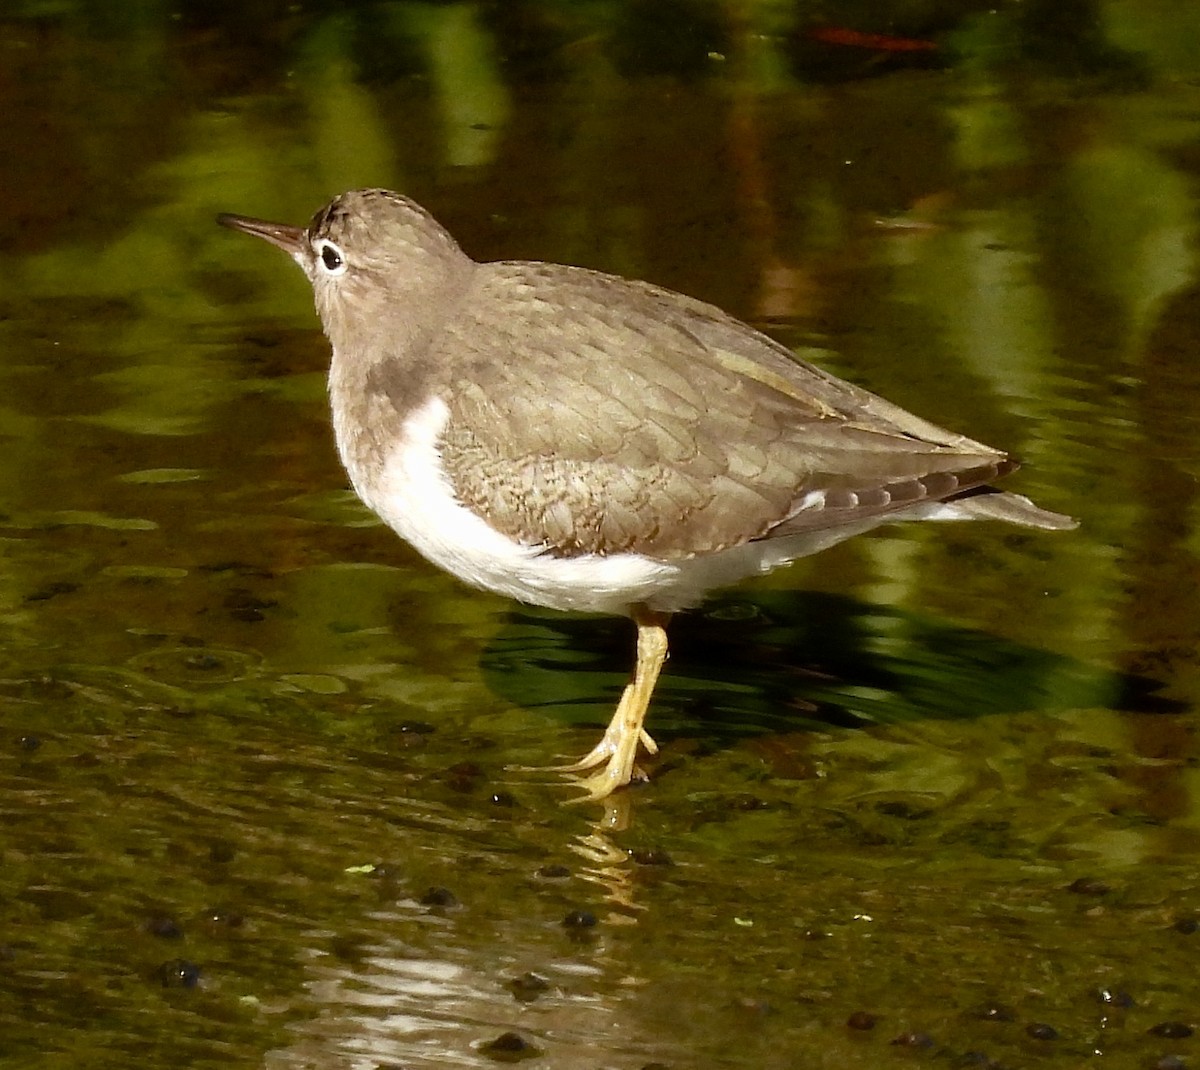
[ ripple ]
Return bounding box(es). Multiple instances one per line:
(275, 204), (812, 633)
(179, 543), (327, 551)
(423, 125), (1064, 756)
(128, 646), (264, 685)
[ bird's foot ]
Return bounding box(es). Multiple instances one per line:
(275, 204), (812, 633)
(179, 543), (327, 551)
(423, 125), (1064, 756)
(555, 723), (658, 801)
(554, 725), (658, 774)
(566, 751), (651, 803)
(553, 609), (670, 801)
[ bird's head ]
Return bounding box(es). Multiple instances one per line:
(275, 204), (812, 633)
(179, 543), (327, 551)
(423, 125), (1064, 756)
(218, 188), (473, 351)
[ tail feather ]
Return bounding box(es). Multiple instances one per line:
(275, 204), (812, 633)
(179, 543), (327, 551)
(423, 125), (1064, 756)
(953, 489), (1078, 531)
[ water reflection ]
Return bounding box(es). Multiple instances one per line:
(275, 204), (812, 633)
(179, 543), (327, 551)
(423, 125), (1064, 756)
(265, 917), (665, 1069)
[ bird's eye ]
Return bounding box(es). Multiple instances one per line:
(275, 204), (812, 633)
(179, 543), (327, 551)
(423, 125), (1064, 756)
(315, 239), (346, 276)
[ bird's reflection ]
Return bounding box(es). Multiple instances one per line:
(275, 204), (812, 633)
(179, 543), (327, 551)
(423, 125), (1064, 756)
(569, 813), (644, 916)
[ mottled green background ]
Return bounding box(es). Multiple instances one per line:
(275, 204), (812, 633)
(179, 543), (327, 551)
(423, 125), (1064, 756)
(2, 1), (1199, 1068)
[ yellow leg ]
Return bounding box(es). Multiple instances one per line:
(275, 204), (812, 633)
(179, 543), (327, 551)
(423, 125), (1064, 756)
(564, 607), (671, 800)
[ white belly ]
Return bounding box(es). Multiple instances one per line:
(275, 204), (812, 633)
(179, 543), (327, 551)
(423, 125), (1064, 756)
(332, 395), (946, 616)
(333, 395), (683, 614)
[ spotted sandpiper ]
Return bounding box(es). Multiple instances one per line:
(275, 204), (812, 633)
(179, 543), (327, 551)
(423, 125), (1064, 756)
(218, 188), (1075, 799)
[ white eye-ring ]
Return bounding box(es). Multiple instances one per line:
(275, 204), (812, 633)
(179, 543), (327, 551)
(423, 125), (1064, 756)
(314, 238), (347, 276)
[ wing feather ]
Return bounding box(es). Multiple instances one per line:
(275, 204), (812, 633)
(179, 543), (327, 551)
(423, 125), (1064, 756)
(423, 262), (1011, 559)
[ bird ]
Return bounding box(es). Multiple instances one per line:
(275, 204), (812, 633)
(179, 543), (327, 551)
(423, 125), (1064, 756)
(217, 188), (1075, 800)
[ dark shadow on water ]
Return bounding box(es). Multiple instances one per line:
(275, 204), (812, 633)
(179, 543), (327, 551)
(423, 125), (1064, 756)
(481, 590), (1182, 744)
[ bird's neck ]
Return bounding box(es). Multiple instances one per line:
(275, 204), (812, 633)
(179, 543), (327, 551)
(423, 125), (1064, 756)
(318, 247), (474, 365)
(321, 253), (475, 497)
(324, 302), (457, 506)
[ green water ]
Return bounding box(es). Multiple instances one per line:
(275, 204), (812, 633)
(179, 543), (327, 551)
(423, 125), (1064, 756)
(3, 2), (1199, 1067)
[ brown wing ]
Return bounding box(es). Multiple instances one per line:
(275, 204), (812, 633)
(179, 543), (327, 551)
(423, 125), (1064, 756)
(430, 262), (1011, 560)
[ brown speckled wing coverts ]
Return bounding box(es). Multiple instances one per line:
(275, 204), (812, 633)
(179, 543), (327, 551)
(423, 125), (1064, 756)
(433, 263), (1010, 561)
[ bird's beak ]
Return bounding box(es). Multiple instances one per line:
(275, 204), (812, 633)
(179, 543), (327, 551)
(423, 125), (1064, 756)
(216, 213), (307, 259)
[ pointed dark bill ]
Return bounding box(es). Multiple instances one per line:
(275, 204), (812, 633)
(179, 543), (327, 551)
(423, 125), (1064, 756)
(216, 213), (307, 257)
